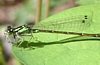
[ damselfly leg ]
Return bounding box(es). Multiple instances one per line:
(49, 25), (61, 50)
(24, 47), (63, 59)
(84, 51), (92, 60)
(15, 33), (24, 47)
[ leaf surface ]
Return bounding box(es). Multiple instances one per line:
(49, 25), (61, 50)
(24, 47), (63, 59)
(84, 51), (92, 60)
(12, 4), (100, 65)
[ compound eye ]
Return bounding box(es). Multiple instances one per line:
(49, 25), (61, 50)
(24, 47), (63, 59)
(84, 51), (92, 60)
(7, 26), (12, 29)
(7, 26), (13, 32)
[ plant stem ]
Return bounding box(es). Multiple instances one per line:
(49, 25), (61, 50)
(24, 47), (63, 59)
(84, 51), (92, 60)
(44, 0), (50, 18)
(36, 0), (42, 23)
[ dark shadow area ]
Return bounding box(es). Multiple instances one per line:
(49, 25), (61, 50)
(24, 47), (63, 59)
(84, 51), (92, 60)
(19, 36), (100, 49)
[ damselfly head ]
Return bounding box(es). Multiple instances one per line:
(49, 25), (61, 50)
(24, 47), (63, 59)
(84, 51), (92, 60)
(4, 26), (13, 35)
(7, 26), (13, 32)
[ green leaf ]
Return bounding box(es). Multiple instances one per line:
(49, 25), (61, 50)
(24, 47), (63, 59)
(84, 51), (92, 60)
(76, 0), (100, 5)
(12, 4), (100, 65)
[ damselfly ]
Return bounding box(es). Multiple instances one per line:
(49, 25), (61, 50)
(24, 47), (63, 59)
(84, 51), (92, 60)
(4, 11), (95, 47)
(4, 24), (100, 47)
